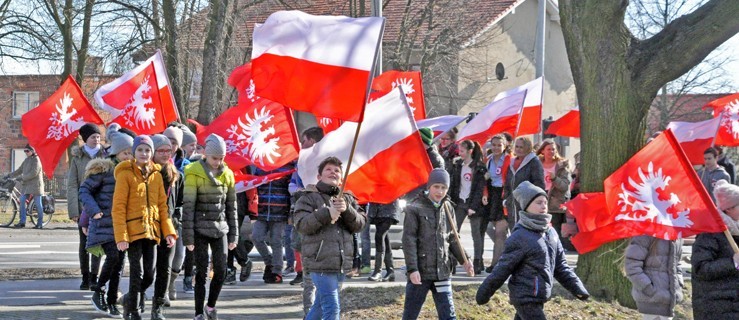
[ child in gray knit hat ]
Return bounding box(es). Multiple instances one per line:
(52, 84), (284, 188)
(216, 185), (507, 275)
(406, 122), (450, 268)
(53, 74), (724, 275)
(401, 167), (473, 319)
(476, 180), (589, 318)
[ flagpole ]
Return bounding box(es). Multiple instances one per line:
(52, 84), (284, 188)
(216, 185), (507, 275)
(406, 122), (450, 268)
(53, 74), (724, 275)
(337, 18), (386, 203)
(431, 114), (474, 145)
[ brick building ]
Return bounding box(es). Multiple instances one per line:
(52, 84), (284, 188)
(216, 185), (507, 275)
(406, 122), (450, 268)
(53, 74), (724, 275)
(0, 75), (117, 198)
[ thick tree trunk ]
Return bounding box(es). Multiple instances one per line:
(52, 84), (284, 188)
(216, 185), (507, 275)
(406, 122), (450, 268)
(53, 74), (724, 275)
(196, 0), (229, 124)
(559, 0), (739, 307)
(162, 0), (185, 119)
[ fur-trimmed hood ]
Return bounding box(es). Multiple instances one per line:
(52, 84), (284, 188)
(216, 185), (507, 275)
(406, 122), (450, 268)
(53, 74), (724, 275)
(84, 158), (116, 178)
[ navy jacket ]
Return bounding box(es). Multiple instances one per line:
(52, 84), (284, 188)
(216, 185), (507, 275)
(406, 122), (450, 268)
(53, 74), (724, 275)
(254, 162), (294, 222)
(79, 158), (117, 248)
(476, 222), (588, 305)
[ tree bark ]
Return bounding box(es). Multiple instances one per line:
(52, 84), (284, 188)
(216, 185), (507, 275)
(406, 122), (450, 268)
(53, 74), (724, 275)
(74, 0), (95, 84)
(196, 0), (229, 124)
(162, 0), (185, 119)
(559, 0), (739, 307)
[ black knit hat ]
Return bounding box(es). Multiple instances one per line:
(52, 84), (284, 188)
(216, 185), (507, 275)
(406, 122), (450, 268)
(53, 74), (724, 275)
(79, 123), (102, 143)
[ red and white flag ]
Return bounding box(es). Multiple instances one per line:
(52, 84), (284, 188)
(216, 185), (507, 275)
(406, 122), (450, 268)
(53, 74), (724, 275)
(371, 70), (426, 120)
(666, 116), (721, 165)
(251, 11), (384, 122)
(702, 92), (739, 146)
(545, 106), (580, 138)
(566, 130), (726, 254)
(95, 51), (178, 134)
(316, 117), (343, 135)
(493, 77), (542, 136)
(298, 88), (432, 204)
(234, 169), (296, 193)
(227, 62), (260, 106)
(22, 76), (104, 178)
(416, 115), (466, 137)
(456, 89), (526, 145)
(187, 99), (300, 172)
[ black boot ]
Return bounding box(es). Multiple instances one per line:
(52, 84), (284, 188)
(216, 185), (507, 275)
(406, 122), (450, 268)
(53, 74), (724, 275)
(89, 274), (98, 291)
(382, 269), (395, 282)
(262, 265), (273, 282)
(80, 273), (90, 290)
(290, 271), (303, 285)
(150, 297), (166, 320)
(139, 292), (146, 314)
(473, 259), (483, 275)
(240, 260), (252, 282)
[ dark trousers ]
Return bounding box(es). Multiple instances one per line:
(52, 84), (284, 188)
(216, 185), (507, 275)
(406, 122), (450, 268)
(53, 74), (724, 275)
(513, 302), (546, 320)
(194, 233), (227, 315)
(228, 212), (248, 269)
(402, 279), (456, 320)
(373, 220), (394, 272)
(153, 239), (174, 300)
(78, 226), (101, 278)
(127, 239), (156, 311)
(183, 250), (194, 277)
(97, 242), (125, 305)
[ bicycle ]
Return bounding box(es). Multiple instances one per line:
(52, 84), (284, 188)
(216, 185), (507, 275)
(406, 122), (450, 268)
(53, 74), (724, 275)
(0, 176), (54, 227)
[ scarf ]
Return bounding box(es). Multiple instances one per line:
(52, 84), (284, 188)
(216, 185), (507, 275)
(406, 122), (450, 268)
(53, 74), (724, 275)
(83, 144), (101, 158)
(518, 210), (552, 232)
(720, 211), (739, 236)
(316, 181), (340, 197)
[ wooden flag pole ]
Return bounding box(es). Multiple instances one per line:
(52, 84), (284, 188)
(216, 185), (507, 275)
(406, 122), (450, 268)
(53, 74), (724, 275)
(443, 205), (474, 276)
(723, 229), (739, 254)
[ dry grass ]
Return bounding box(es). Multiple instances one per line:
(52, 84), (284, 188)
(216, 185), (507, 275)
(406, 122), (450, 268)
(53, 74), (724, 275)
(339, 282), (694, 320)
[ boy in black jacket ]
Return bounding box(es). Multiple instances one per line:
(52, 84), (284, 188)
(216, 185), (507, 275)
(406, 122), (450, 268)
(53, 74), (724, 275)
(476, 181), (588, 319)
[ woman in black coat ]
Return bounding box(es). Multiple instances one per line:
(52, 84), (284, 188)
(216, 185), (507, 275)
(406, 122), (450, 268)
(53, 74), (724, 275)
(503, 136), (545, 231)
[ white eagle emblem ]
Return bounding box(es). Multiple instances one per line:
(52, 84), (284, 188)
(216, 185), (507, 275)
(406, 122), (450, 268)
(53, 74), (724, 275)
(392, 77), (416, 111)
(720, 98), (739, 139)
(46, 92), (86, 141)
(615, 162), (692, 233)
(121, 76), (157, 130)
(226, 107), (281, 166)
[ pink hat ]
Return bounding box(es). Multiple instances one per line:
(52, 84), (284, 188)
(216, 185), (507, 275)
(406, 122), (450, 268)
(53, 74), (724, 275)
(713, 180), (739, 211)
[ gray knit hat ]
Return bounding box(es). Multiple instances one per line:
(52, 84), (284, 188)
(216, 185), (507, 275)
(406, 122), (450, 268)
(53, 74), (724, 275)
(513, 181), (548, 211)
(151, 134), (172, 151)
(106, 123), (121, 142)
(427, 168), (450, 189)
(182, 128), (197, 147)
(133, 135), (154, 152)
(107, 132), (134, 156)
(204, 133), (226, 156)
(163, 126), (183, 147)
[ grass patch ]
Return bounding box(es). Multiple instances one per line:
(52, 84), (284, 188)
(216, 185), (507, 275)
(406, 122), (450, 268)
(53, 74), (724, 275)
(341, 282), (694, 319)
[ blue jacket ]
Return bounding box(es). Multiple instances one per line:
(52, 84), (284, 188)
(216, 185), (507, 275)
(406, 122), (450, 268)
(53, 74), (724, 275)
(79, 158), (117, 248)
(254, 162), (295, 222)
(476, 221), (588, 305)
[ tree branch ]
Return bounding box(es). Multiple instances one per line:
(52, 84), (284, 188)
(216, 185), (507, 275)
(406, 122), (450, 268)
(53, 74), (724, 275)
(630, 0), (739, 91)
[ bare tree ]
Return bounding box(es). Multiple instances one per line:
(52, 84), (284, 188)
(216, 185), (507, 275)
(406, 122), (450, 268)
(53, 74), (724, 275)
(627, 0), (736, 134)
(559, 0), (739, 306)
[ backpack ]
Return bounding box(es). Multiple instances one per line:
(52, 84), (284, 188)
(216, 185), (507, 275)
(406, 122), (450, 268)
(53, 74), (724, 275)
(42, 194), (55, 214)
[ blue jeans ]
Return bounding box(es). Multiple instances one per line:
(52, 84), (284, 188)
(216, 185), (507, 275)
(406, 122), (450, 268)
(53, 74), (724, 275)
(19, 194), (43, 225)
(402, 279), (456, 320)
(306, 272), (344, 320)
(284, 224), (295, 269)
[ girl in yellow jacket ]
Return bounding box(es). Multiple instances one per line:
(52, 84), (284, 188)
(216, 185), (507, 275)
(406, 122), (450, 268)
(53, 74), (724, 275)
(112, 135), (177, 320)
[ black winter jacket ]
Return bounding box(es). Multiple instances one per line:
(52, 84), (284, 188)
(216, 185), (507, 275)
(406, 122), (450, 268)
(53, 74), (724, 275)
(161, 166), (184, 231)
(449, 159), (488, 216)
(293, 182), (366, 273)
(367, 200), (400, 224)
(476, 222), (588, 305)
(402, 195), (469, 281)
(79, 158), (117, 248)
(504, 153), (545, 221)
(691, 232), (739, 320)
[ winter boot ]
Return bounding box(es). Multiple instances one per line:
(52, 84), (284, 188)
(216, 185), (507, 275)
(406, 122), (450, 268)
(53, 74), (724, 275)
(150, 297), (166, 320)
(182, 275), (194, 294)
(80, 273), (90, 290)
(138, 292), (146, 314)
(167, 270), (179, 301)
(240, 260), (252, 282)
(224, 268), (237, 285)
(289, 271), (303, 285)
(382, 269), (396, 282)
(262, 265), (273, 282)
(473, 259), (483, 275)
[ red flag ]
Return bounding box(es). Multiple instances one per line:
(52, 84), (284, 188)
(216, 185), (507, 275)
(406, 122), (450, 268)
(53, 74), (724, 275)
(567, 130), (726, 254)
(187, 99), (300, 171)
(97, 63), (169, 134)
(545, 106), (580, 138)
(234, 169), (296, 193)
(22, 76), (104, 178)
(227, 62), (260, 106)
(316, 117), (343, 135)
(251, 11), (384, 122)
(298, 88), (431, 204)
(666, 116), (721, 165)
(492, 77), (542, 136)
(95, 51), (178, 133)
(702, 92), (739, 146)
(371, 71), (426, 120)
(456, 89), (526, 145)
(562, 192), (607, 233)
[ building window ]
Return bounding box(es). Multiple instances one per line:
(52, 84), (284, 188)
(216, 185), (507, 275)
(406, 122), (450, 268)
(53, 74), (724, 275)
(11, 149), (27, 172)
(13, 91), (39, 118)
(189, 70), (202, 101)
